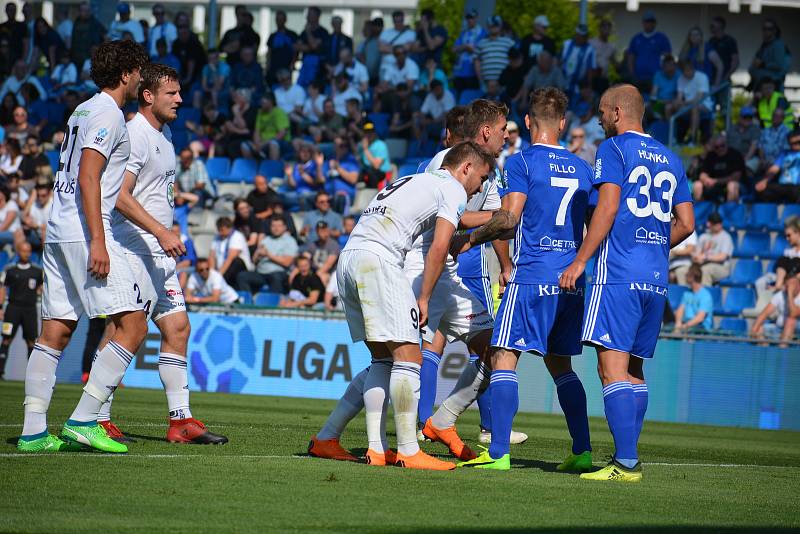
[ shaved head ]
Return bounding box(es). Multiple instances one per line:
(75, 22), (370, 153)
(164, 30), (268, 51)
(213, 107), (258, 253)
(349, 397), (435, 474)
(598, 84), (645, 137)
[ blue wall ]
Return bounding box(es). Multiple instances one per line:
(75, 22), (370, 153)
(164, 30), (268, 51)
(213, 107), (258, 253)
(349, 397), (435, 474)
(59, 312), (800, 431)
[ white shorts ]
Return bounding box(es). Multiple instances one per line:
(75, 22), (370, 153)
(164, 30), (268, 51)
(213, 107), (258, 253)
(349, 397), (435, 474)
(338, 249), (420, 344)
(41, 240), (141, 321)
(412, 272), (494, 344)
(126, 253), (186, 322)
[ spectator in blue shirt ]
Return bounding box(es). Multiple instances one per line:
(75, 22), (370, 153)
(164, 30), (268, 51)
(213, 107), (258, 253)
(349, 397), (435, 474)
(357, 122), (391, 188)
(285, 143), (328, 211)
(154, 37), (181, 73)
(675, 264), (714, 332)
(411, 9), (448, 65)
(451, 9), (486, 92)
(757, 128), (800, 203)
(338, 216), (355, 248)
(230, 46), (265, 97)
(265, 11), (298, 86)
(626, 11), (671, 93)
(329, 136), (360, 213)
(650, 54), (679, 119)
(173, 222), (197, 287)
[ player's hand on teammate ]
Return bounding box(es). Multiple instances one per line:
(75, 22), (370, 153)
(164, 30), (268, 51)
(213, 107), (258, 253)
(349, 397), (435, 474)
(157, 227), (187, 258)
(558, 259), (586, 292)
(498, 268), (511, 298)
(417, 298), (429, 329)
(88, 239), (110, 279)
(449, 233), (470, 262)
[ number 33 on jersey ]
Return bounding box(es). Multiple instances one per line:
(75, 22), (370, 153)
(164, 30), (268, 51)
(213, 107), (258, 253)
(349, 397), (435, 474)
(592, 131), (692, 286)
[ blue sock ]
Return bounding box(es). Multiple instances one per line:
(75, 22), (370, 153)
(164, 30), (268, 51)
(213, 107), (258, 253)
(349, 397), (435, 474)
(488, 370), (518, 460)
(470, 354), (492, 431)
(418, 350), (441, 425)
(554, 371), (591, 455)
(602, 381), (638, 469)
(633, 383), (648, 442)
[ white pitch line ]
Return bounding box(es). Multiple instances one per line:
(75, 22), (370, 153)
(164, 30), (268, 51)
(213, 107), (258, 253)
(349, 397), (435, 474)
(0, 423), (236, 429)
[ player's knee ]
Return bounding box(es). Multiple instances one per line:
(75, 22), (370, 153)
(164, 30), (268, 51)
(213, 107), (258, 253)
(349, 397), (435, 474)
(116, 311), (148, 346)
(168, 316), (191, 346)
(544, 355), (572, 377)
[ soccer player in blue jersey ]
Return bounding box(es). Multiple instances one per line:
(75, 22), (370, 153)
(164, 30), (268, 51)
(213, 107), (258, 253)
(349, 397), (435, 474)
(560, 84), (695, 482)
(454, 87), (595, 471)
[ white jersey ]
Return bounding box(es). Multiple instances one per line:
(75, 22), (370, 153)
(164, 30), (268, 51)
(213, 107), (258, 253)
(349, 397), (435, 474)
(345, 169), (467, 268)
(404, 147), (501, 277)
(46, 91), (130, 243)
(112, 112), (177, 256)
(187, 269), (239, 304)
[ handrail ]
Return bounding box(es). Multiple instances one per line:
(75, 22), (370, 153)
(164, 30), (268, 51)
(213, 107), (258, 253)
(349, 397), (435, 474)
(668, 81), (732, 151)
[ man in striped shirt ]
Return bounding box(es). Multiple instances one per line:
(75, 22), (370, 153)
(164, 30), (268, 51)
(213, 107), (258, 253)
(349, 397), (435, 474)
(474, 16), (515, 86)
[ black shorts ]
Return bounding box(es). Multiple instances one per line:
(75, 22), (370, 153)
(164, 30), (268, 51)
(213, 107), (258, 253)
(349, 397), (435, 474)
(3, 304), (38, 342)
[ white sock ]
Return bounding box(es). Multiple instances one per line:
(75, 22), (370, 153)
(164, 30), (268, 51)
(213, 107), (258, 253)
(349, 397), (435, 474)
(318, 367), (367, 440)
(431, 360), (489, 430)
(69, 341), (133, 423)
(97, 394), (113, 422)
(363, 359), (391, 453)
(159, 353), (192, 420)
(390, 361), (421, 457)
(21, 343), (62, 437)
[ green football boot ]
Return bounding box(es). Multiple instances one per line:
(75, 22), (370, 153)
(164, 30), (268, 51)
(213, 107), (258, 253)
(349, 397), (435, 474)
(16, 432), (71, 452)
(580, 458), (642, 482)
(557, 451), (594, 472)
(457, 449), (511, 471)
(62, 421), (128, 453)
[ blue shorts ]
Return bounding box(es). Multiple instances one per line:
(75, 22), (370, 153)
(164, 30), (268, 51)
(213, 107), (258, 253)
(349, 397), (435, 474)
(491, 282), (584, 356)
(581, 283), (667, 359)
(461, 276), (493, 319)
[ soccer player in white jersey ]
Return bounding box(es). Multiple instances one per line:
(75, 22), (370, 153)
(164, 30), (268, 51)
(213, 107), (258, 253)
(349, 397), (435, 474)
(17, 40), (150, 454)
(336, 141), (493, 470)
(99, 63), (226, 445)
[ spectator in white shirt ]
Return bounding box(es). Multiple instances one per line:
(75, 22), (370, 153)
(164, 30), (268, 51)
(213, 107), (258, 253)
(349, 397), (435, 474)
(22, 177), (51, 250)
(0, 185), (21, 246)
(302, 81), (326, 125)
(108, 3), (145, 44)
(669, 231), (698, 285)
(50, 52), (78, 97)
(185, 258), (240, 304)
(379, 10), (416, 70)
(148, 3), (177, 58)
(676, 61), (712, 144)
(416, 79), (454, 142)
(332, 73), (362, 117)
(379, 46), (419, 92)
(333, 48), (369, 93)
(274, 68), (306, 125)
(209, 217), (253, 291)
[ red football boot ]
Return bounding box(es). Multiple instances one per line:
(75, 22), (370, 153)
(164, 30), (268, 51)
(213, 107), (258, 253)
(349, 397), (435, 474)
(99, 420), (135, 443)
(167, 418), (228, 444)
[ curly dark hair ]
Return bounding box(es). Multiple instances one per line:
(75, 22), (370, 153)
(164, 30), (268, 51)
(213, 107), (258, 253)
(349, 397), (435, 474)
(90, 40), (149, 90)
(137, 62), (179, 105)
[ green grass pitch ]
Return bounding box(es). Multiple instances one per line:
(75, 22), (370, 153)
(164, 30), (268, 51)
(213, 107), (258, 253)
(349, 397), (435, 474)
(1, 381), (798, 532)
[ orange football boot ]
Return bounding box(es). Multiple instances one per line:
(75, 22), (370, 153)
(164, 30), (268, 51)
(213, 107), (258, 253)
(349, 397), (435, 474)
(365, 448), (397, 466)
(307, 436), (359, 462)
(422, 418), (477, 461)
(394, 449), (456, 471)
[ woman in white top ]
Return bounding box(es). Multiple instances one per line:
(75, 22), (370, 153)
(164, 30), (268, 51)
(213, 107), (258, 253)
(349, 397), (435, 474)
(0, 184), (22, 245)
(0, 139), (23, 180)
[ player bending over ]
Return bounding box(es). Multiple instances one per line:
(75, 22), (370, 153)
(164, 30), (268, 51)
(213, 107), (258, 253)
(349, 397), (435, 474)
(454, 87), (595, 471)
(97, 63), (227, 445)
(334, 141), (492, 470)
(559, 84), (694, 482)
(17, 40), (150, 454)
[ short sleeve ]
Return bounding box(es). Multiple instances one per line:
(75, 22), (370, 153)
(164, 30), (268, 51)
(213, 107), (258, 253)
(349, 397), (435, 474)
(436, 181), (467, 228)
(231, 232), (248, 250)
(209, 272), (223, 291)
(700, 291), (714, 314)
(679, 291), (691, 308)
(482, 178), (501, 210)
(502, 152), (529, 196)
(673, 164), (693, 206)
(187, 274), (200, 292)
(125, 124), (148, 177)
(720, 232), (734, 256)
(593, 139), (625, 187)
(82, 108), (125, 161)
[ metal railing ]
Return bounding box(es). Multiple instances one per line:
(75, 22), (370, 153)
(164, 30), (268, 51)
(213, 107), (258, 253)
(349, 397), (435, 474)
(668, 81), (732, 151)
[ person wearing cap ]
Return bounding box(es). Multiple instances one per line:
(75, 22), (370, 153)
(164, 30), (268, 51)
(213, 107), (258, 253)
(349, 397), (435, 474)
(561, 24), (598, 101)
(626, 10), (671, 93)
(357, 122), (391, 188)
(21, 176), (51, 251)
(108, 3), (145, 44)
(301, 220), (341, 287)
(475, 15), (515, 85)
(378, 10), (416, 71)
(756, 128), (800, 204)
(725, 106), (761, 175)
(519, 14), (556, 71)
(452, 9), (486, 92)
(692, 213), (734, 285)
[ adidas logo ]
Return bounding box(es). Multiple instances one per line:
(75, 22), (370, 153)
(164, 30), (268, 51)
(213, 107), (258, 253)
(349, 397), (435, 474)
(515, 338), (526, 346)
(599, 333), (611, 343)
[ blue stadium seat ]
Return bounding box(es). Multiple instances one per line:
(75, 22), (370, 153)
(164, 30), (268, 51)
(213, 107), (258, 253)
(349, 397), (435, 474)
(719, 259), (762, 286)
(254, 292), (281, 307)
(46, 150), (60, 173)
(237, 291), (253, 305)
(718, 317), (747, 334)
(0, 251), (8, 270)
(205, 157), (231, 182)
(171, 129), (190, 152)
(718, 202), (746, 231)
(716, 287), (755, 316)
(781, 204), (800, 224)
(220, 158), (258, 183)
(693, 201), (714, 229)
(366, 112), (390, 139)
(768, 235), (789, 259)
(458, 89), (484, 105)
(397, 163), (418, 177)
(174, 107), (201, 129)
(668, 284), (688, 310)
(647, 120), (669, 144)
(258, 159), (284, 179)
(735, 232), (771, 258)
(746, 203), (778, 231)
(707, 286), (723, 312)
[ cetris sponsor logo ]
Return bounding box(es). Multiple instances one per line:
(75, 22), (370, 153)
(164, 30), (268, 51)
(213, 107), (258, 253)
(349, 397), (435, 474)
(635, 226), (668, 245)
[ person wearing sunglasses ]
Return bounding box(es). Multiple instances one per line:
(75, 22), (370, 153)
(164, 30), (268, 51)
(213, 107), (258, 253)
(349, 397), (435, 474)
(756, 128), (800, 204)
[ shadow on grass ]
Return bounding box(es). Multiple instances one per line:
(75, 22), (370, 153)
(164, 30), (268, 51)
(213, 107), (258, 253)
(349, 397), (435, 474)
(405, 529), (797, 533)
(123, 433), (168, 443)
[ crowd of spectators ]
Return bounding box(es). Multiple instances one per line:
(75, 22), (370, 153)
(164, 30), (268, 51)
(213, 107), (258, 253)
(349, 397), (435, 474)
(0, 2), (797, 333)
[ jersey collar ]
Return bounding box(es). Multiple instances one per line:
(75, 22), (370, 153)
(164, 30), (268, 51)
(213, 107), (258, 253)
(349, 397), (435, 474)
(533, 143), (565, 149)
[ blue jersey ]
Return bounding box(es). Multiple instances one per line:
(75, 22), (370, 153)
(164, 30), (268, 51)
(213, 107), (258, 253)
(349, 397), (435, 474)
(503, 144), (593, 285)
(593, 131), (692, 286)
